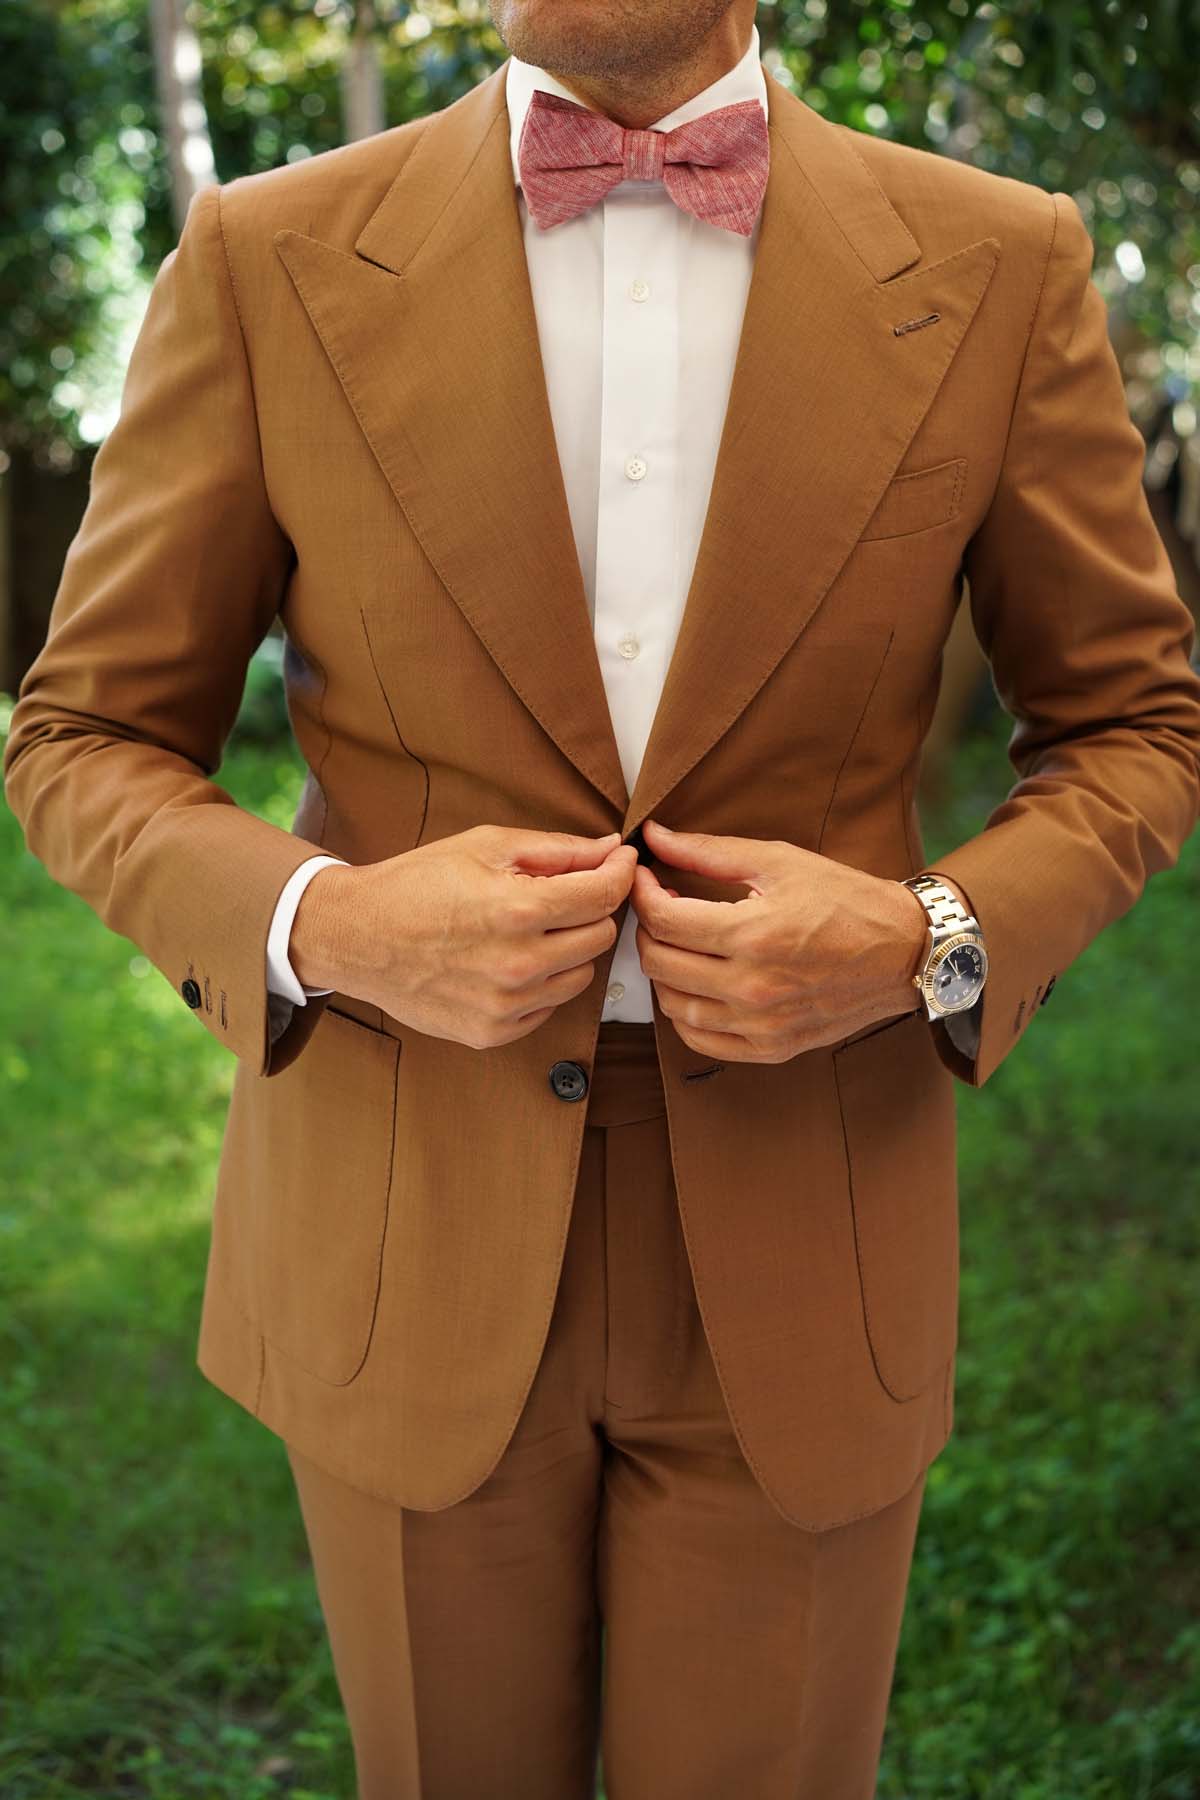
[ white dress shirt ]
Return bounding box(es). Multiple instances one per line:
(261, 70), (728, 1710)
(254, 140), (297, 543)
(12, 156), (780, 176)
(266, 23), (981, 1060)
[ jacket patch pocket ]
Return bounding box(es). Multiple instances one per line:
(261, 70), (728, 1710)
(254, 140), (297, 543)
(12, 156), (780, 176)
(247, 1003), (401, 1385)
(859, 457), (967, 543)
(832, 1008), (959, 1401)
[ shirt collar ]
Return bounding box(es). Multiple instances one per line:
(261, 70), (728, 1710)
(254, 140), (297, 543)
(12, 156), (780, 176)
(506, 21), (767, 191)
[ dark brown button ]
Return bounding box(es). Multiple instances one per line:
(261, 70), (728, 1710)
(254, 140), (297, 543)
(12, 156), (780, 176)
(181, 978), (203, 1009)
(548, 1059), (588, 1102)
(1039, 976), (1057, 1007)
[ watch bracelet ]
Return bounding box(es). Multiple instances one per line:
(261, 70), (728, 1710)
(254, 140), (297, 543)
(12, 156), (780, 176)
(902, 873), (976, 933)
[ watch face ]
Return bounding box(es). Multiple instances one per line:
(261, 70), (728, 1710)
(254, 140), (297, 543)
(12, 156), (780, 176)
(932, 942), (986, 1010)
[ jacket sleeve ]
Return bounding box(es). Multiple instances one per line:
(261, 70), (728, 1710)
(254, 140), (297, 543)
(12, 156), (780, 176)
(922, 189), (1200, 1088)
(2, 180), (334, 1077)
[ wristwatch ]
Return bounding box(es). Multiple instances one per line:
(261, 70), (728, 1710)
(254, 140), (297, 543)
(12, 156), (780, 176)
(899, 873), (989, 1020)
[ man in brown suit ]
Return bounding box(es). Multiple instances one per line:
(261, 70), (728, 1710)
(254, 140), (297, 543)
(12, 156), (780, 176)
(6, 0), (1200, 1792)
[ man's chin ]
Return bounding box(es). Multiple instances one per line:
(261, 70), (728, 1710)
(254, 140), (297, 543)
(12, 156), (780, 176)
(490, 0), (656, 82)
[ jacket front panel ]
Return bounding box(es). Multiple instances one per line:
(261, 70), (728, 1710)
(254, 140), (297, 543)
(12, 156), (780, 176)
(195, 60), (1027, 1528)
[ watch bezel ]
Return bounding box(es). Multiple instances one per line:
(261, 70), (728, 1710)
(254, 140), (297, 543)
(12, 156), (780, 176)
(919, 931), (989, 1015)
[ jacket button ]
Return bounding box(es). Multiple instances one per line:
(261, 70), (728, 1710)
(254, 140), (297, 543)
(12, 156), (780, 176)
(548, 1059), (589, 1102)
(624, 824), (654, 866)
(181, 978), (203, 1009)
(1039, 975), (1057, 1007)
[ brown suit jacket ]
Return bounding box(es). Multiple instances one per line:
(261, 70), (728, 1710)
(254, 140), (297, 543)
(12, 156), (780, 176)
(6, 59), (1200, 1531)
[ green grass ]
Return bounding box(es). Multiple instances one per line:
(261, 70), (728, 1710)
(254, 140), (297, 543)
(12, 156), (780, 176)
(884, 721), (1200, 1799)
(1, 690), (1197, 1798)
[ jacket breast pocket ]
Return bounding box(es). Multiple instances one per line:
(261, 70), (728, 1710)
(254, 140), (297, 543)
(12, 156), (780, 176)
(234, 1002), (401, 1385)
(859, 457), (967, 543)
(832, 1007), (959, 1400)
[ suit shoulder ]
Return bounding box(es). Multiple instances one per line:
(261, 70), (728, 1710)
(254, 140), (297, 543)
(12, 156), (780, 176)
(214, 114), (432, 252)
(836, 124), (1059, 262)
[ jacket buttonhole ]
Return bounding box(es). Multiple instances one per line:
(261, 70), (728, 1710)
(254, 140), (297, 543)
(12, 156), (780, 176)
(681, 1062), (724, 1083)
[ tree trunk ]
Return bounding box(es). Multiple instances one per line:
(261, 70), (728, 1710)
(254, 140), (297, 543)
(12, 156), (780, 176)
(341, 0), (386, 143)
(148, 0), (216, 231)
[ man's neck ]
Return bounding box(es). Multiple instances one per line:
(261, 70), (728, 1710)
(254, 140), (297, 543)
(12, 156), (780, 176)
(541, 16), (754, 131)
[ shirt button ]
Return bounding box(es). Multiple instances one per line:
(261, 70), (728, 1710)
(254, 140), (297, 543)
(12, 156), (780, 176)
(624, 454), (647, 481)
(607, 981), (625, 1002)
(616, 634), (640, 660)
(630, 278), (651, 302)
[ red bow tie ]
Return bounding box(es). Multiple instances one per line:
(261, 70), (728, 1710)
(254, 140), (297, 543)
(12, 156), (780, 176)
(517, 87), (770, 238)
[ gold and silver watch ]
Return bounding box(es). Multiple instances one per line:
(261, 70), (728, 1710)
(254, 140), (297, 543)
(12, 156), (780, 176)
(900, 874), (989, 1020)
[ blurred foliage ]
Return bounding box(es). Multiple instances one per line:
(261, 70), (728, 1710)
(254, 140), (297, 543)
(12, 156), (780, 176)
(2, 0), (1198, 464)
(234, 635), (294, 743)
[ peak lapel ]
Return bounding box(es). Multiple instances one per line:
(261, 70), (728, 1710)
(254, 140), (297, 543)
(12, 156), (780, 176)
(623, 66), (999, 832)
(274, 60), (630, 815)
(274, 59), (999, 836)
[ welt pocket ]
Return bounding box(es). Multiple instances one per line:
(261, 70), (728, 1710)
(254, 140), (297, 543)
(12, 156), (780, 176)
(859, 457), (967, 543)
(831, 1006), (959, 1402)
(833, 1008), (917, 1055)
(325, 997), (401, 1042)
(246, 1000), (402, 1386)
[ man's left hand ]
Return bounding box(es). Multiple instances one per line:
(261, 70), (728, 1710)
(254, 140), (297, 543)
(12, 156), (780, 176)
(628, 818), (934, 1062)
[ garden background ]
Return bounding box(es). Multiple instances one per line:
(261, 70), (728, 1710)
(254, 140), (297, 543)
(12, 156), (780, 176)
(2, 2), (1199, 1795)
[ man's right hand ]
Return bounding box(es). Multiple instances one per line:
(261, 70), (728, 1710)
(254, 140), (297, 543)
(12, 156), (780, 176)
(289, 825), (637, 1049)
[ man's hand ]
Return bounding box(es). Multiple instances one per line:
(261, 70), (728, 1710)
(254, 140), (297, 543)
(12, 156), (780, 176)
(290, 825), (637, 1050)
(629, 818), (934, 1062)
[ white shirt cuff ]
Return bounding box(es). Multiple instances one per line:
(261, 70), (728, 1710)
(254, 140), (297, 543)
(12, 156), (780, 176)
(266, 854), (348, 1005)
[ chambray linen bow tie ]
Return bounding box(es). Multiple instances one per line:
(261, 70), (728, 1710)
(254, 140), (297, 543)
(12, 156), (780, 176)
(517, 87), (770, 237)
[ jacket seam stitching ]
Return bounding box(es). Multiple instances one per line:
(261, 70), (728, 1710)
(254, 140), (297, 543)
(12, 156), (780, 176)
(816, 627), (895, 852)
(359, 608), (431, 845)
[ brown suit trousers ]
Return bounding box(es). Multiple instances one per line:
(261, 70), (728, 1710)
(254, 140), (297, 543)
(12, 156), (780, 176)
(287, 1022), (927, 1799)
